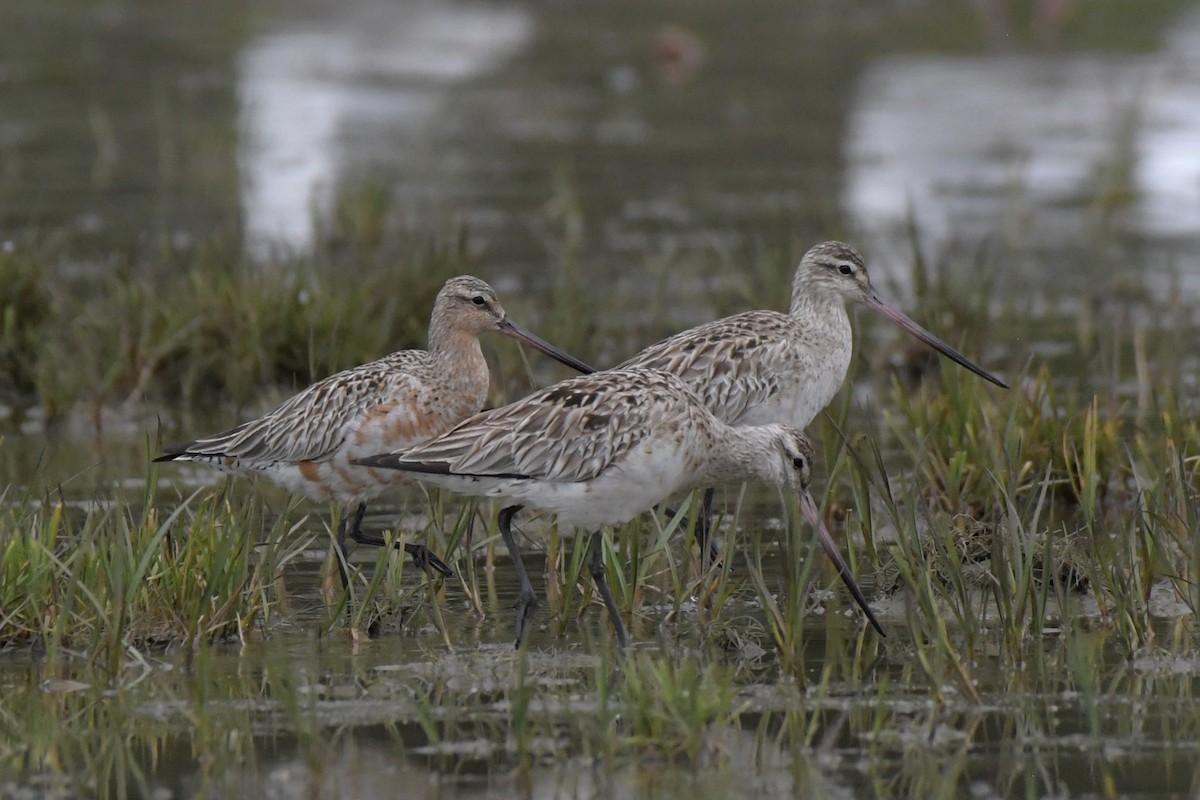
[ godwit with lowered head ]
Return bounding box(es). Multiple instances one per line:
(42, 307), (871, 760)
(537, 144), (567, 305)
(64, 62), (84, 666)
(617, 241), (1007, 562)
(354, 366), (884, 647)
(155, 275), (595, 587)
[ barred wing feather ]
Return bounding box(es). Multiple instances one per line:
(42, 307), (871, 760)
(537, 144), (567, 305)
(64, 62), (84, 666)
(618, 312), (791, 424)
(159, 355), (424, 465)
(388, 371), (683, 483)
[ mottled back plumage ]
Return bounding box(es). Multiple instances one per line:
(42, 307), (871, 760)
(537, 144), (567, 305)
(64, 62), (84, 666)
(615, 243), (867, 429)
(156, 275), (594, 505)
(617, 240), (1004, 429)
(383, 368), (718, 484)
(615, 310), (824, 427)
(161, 351), (453, 464)
(355, 367), (813, 530)
(354, 366), (885, 637)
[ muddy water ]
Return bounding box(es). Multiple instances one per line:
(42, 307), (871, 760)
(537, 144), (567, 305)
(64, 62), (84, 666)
(4, 552), (1199, 799)
(4, 0), (1200, 797)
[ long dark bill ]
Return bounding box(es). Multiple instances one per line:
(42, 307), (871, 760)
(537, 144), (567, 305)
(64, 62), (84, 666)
(863, 289), (1008, 389)
(798, 490), (886, 637)
(497, 317), (596, 375)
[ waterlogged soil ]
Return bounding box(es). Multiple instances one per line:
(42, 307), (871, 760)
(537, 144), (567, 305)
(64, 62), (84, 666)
(3, 550), (1199, 799)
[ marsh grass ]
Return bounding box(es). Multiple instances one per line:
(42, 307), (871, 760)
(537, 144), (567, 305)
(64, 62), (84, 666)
(332, 495), (481, 640)
(0, 242), (52, 397)
(0, 639), (337, 799)
(0, 461), (311, 661)
(745, 505), (823, 682)
(818, 279), (1200, 702)
(6, 188), (1200, 797)
(619, 650), (746, 762)
(1, 185), (588, 426)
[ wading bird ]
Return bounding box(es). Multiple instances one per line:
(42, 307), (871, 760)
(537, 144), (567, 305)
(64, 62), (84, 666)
(155, 275), (595, 588)
(618, 241), (1007, 563)
(354, 367), (884, 647)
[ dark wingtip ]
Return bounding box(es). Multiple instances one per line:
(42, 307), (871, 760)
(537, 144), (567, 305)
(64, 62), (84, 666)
(353, 456), (463, 475)
(353, 454), (434, 472)
(153, 444), (193, 463)
(351, 455), (385, 468)
(353, 455), (531, 481)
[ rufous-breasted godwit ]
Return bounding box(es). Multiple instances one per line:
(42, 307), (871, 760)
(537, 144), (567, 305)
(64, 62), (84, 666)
(155, 275), (595, 587)
(354, 366), (883, 647)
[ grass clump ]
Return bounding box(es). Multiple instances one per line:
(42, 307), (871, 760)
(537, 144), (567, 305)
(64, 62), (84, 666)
(618, 650), (746, 762)
(29, 234), (465, 421)
(0, 240), (54, 397)
(1, 185), (583, 424)
(829, 353), (1200, 694)
(0, 466), (310, 664)
(333, 496), (481, 641)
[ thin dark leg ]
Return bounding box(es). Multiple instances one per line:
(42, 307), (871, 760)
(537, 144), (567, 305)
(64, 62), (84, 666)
(694, 487), (721, 569)
(587, 532), (630, 648)
(400, 542), (454, 577)
(662, 490), (722, 568)
(344, 504), (454, 577)
(499, 505), (538, 648)
(334, 508), (356, 591)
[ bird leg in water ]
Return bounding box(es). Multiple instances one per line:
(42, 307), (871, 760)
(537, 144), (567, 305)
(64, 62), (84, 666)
(334, 510), (355, 592)
(499, 505), (539, 648)
(587, 532), (630, 648)
(336, 502), (455, 587)
(662, 488), (722, 569)
(694, 487), (720, 569)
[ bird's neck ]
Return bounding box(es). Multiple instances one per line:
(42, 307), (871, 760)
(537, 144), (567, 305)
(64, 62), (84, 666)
(788, 279), (845, 321)
(704, 425), (786, 487)
(427, 313), (487, 375)
(788, 283), (853, 355)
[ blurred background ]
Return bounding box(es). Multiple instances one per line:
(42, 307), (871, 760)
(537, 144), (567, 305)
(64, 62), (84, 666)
(2, 0), (1196, 294)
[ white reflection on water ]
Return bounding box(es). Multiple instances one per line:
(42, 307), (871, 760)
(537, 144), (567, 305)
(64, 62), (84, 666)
(843, 7), (1200, 281)
(236, 1), (532, 258)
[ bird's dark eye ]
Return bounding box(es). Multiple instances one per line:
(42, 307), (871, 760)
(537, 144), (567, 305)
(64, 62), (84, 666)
(838, 264), (853, 276)
(792, 457), (805, 469)
(471, 295), (486, 306)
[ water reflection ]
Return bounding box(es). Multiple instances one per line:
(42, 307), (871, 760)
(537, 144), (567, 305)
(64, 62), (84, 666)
(843, 6), (1200, 288)
(237, 1), (533, 257)
(6, 613), (1200, 799)
(228, 0), (1200, 301)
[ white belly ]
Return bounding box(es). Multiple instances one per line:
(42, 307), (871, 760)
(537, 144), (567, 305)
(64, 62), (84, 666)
(402, 438), (695, 533)
(252, 458), (412, 504)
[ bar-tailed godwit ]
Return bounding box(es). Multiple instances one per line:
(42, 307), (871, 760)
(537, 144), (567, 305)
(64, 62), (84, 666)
(354, 366), (884, 647)
(618, 241), (1007, 562)
(155, 275), (595, 586)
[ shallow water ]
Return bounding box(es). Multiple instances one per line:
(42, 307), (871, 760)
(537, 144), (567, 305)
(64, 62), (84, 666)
(4, 548), (1199, 799)
(4, 1), (1196, 288)
(4, 0), (1200, 797)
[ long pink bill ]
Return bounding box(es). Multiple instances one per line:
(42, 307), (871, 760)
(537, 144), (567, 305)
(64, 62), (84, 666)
(497, 317), (596, 375)
(799, 490), (886, 637)
(863, 289), (1008, 389)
